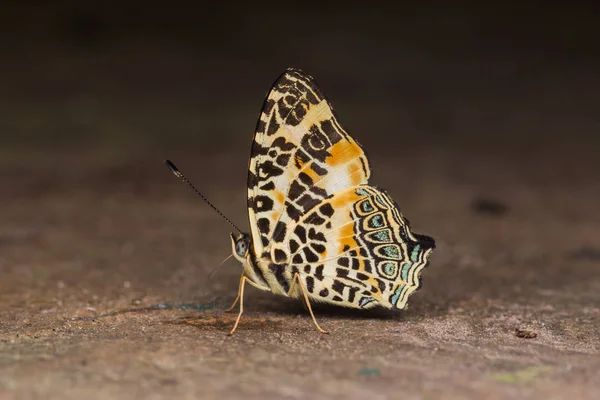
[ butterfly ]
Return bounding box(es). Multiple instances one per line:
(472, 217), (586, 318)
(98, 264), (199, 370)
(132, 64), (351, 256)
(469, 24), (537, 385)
(166, 68), (435, 335)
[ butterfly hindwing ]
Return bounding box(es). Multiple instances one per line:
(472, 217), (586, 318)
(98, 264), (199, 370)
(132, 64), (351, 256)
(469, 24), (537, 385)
(270, 185), (435, 310)
(247, 69), (371, 256)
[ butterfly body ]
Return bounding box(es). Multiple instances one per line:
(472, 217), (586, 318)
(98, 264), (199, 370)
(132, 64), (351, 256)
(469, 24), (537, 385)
(225, 68), (435, 327)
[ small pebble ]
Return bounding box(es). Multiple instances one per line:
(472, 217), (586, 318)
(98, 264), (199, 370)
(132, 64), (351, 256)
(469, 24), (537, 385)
(515, 328), (538, 339)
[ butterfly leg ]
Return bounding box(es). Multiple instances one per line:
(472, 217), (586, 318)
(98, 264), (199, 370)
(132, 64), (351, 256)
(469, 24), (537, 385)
(226, 273), (270, 312)
(227, 275), (269, 335)
(288, 273), (329, 334)
(228, 276), (248, 336)
(225, 273), (245, 313)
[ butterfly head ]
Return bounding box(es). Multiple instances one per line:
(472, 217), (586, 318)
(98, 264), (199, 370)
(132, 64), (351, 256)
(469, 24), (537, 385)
(230, 232), (251, 263)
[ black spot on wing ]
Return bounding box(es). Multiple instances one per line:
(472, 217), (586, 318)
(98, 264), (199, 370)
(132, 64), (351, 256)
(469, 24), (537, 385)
(331, 280), (345, 295)
(259, 181), (275, 191)
(305, 276), (315, 293)
(319, 203), (334, 218)
(259, 161), (284, 179)
(311, 163), (328, 176)
(266, 119), (279, 136)
(284, 94), (296, 105)
(356, 272), (369, 281)
(309, 186), (328, 198)
(303, 247), (319, 263)
(305, 212), (325, 226)
(289, 239), (299, 253)
(274, 249), (287, 263)
(320, 119), (342, 144)
(251, 141), (269, 157)
(263, 99), (275, 115)
(286, 101), (307, 126)
(272, 137), (296, 152)
(257, 218), (270, 235)
(294, 149), (311, 169)
(294, 225), (307, 243)
(348, 287), (359, 303)
(289, 181), (304, 201)
(305, 89), (319, 105)
(247, 172), (257, 190)
(276, 98), (291, 121)
(256, 120), (266, 134)
(336, 268), (348, 278)
(363, 260), (373, 273)
(298, 194), (320, 212)
(276, 153), (291, 167)
(298, 172), (313, 186)
(251, 195), (274, 212)
(314, 265), (325, 280)
(273, 221), (287, 243)
(308, 228), (326, 242)
(286, 202), (303, 221)
(311, 243), (326, 254)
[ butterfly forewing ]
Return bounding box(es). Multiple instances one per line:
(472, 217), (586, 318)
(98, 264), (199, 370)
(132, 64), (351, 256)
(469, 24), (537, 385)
(271, 185), (435, 309)
(247, 69), (371, 256)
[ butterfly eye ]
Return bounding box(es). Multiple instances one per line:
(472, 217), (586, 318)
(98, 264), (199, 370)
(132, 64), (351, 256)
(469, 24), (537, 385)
(236, 240), (248, 257)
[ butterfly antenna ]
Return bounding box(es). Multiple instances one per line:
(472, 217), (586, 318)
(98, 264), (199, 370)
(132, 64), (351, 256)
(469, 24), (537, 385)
(164, 160), (243, 234)
(208, 253), (234, 281)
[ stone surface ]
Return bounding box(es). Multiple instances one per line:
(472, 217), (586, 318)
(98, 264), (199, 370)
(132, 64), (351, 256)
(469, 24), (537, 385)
(1, 4), (599, 399)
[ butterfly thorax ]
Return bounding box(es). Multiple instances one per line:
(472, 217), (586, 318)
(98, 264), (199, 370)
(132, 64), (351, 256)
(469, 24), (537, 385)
(230, 232), (274, 292)
(230, 232), (302, 297)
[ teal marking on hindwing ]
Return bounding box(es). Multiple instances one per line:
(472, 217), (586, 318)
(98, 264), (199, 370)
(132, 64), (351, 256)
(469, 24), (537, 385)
(355, 188), (369, 196)
(378, 244), (400, 259)
(366, 229), (391, 243)
(390, 284), (406, 306)
(401, 262), (412, 281)
(359, 199), (374, 213)
(411, 244), (421, 262)
(375, 230), (390, 242)
(381, 261), (397, 277)
(366, 213), (384, 229)
(358, 297), (377, 308)
(375, 195), (387, 208)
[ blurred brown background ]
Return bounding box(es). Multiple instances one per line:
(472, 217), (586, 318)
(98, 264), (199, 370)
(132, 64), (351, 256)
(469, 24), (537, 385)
(1, 2), (599, 399)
